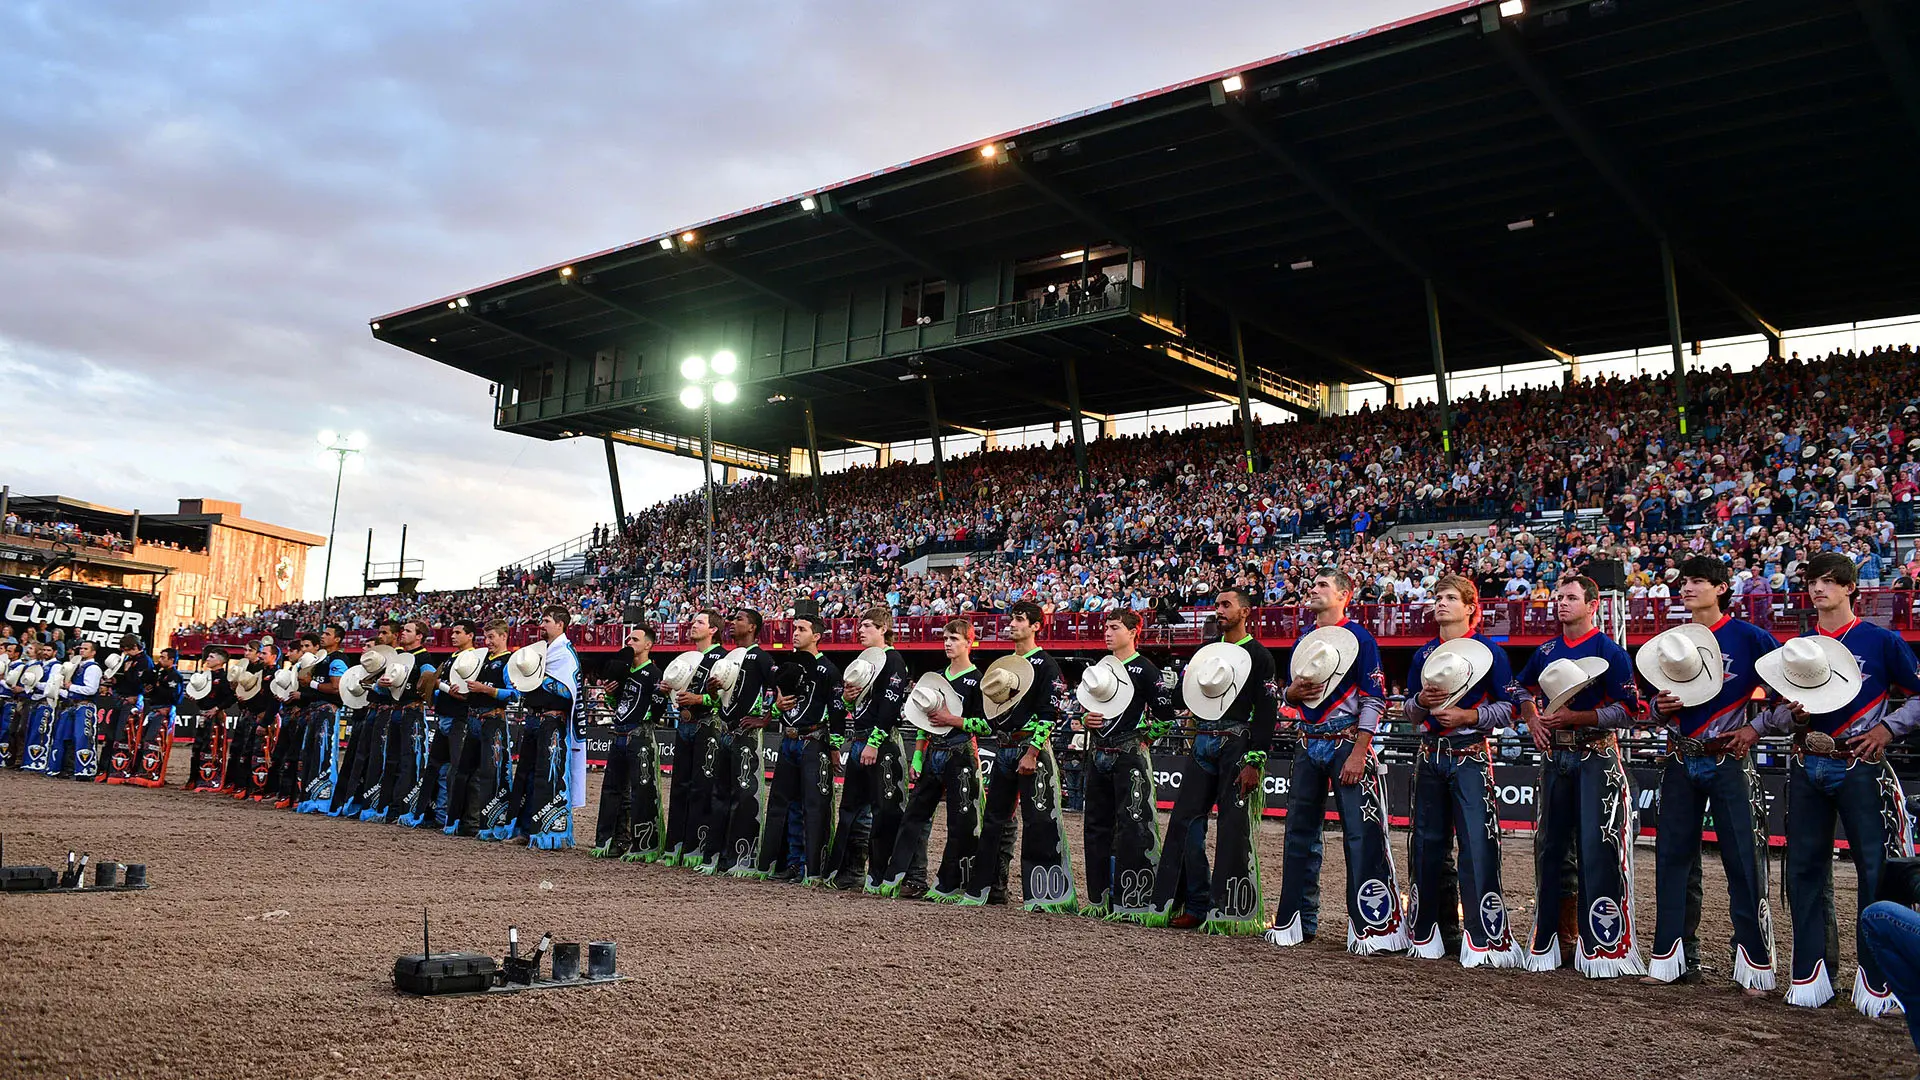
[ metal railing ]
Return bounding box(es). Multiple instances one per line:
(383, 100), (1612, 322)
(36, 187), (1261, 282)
(957, 282), (1132, 339)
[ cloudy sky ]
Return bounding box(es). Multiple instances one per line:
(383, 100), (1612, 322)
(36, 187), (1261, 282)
(1, 0), (1430, 594)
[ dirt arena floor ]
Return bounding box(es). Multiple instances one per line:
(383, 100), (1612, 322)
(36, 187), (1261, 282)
(1, 754), (1914, 1080)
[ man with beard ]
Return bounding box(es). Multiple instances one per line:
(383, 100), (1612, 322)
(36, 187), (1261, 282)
(186, 647), (236, 792)
(449, 621), (518, 837)
(753, 613), (844, 883)
(101, 634), (154, 785)
(1077, 610), (1175, 920)
(821, 608), (911, 892)
(384, 620), (439, 826)
(966, 601), (1075, 910)
(591, 624), (669, 860)
(297, 626), (352, 813)
(703, 608), (777, 876)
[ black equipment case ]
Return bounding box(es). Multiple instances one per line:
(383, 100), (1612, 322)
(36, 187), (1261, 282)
(393, 952), (497, 995)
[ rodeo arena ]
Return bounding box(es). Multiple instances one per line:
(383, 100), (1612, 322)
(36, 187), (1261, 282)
(13, 2), (1920, 1078)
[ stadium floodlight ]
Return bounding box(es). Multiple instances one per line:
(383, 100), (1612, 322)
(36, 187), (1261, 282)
(679, 385), (705, 409)
(1507, 218), (1536, 231)
(1498, 0), (1524, 15)
(979, 143), (998, 159)
(659, 237), (675, 250)
(1291, 259), (1315, 271)
(799, 196), (817, 212)
(712, 380), (737, 404)
(370, 321), (381, 330)
(681, 355), (708, 380)
(317, 429), (339, 448)
(559, 266), (574, 279)
(316, 429), (368, 625)
(1059, 250), (1086, 261)
(1221, 74), (1244, 94)
(680, 231), (696, 244)
(456, 296), (471, 308)
(677, 346), (738, 597)
(710, 350), (738, 376)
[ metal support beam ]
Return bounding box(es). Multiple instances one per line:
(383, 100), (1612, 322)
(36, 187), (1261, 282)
(607, 427), (786, 474)
(566, 279), (682, 338)
(1229, 316), (1257, 475)
(1063, 356), (1089, 487)
(1861, 0), (1920, 148)
(925, 383), (946, 503)
(822, 196), (962, 283)
(1660, 240), (1689, 437)
(464, 311), (589, 365)
(1002, 156), (1396, 388)
(1216, 99), (1573, 365)
(1483, 22), (1780, 347)
(602, 436), (626, 524)
(681, 246), (814, 313)
(1424, 280), (1452, 459)
(802, 399), (823, 512)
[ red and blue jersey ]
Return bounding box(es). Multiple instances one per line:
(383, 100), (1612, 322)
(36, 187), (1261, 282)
(1405, 631), (1514, 735)
(1298, 618), (1387, 734)
(1783, 618), (1920, 740)
(1657, 614), (1778, 740)
(1511, 627), (1641, 727)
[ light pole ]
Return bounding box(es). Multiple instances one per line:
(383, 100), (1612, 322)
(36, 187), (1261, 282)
(316, 430), (367, 622)
(679, 351), (737, 598)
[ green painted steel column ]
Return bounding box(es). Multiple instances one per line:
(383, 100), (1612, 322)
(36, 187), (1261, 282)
(1064, 355), (1089, 487)
(1661, 238), (1689, 436)
(1230, 315), (1256, 474)
(1424, 280), (1452, 458)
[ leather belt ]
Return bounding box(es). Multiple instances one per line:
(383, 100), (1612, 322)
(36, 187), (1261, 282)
(781, 725), (825, 741)
(1667, 731), (1735, 758)
(1300, 727), (1357, 742)
(1551, 729), (1616, 750)
(1418, 736), (1489, 760)
(1193, 722), (1251, 738)
(1794, 731), (1873, 761)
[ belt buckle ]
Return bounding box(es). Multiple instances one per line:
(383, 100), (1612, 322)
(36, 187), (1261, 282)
(1551, 730), (1579, 748)
(782, 726), (801, 740)
(1802, 730), (1837, 754)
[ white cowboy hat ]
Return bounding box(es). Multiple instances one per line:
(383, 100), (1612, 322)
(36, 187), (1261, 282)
(381, 650), (416, 702)
(1538, 656), (1613, 714)
(225, 658), (249, 682)
(903, 671), (963, 735)
(269, 668), (300, 702)
(1075, 654), (1134, 719)
(43, 664), (68, 697)
(980, 654), (1032, 721)
(1635, 624), (1723, 708)
(102, 653), (124, 681)
(232, 668), (264, 702)
(185, 670), (214, 701)
(842, 646), (888, 707)
(660, 650), (702, 693)
(1182, 641), (1252, 722)
(447, 647), (485, 694)
(338, 666), (372, 709)
(711, 647), (748, 710)
(2, 665), (20, 690)
(506, 643), (547, 694)
(1757, 636), (1861, 716)
(1290, 624), (1360, 710)
(359, 645), (396, 675)
(295, 650), (324, 673)
(1422, 636), (1495, 712)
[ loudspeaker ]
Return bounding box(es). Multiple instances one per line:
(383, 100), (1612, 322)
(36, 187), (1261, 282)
(621, 605), (649, 625)
(1583, 558), (1627, 593)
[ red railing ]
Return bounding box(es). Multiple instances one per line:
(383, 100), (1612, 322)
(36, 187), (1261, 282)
(171, 590), (1920, 655)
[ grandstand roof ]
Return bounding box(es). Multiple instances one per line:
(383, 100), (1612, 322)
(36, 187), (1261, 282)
(374, 0), (1920, 457)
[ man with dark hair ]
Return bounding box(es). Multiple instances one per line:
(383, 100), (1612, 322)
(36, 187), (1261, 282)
(1759, 550), (1920, 1015)
(754, 614), (844, 882)
(416, 620), (478, 828)
(882, 618), (987, 899)
(1270, 569), (1403, 953)
(0, 640), (26, 768)
(1510, 576), (1645, 977)
(1401, 574), (1521, 967)
(49, 640), (103, 779)
(664, 608), (727, 867)
(1080, 608), (1176, 920)
(448, 621), (517, 835)
(823, 606), (912, 891)
(186, 647), (236, 792)
(966, 599), (1073, 909)
(704, 607), (778, 875)
(1640, 554), (1779, 992)
(101, 632), (154, 785)
(593, 624), (669, 860)
(1148, 586), (1279, 933)
(383, 619), (439, 825)
(297, 626), (351, 813)
(133, 646), (183, 788)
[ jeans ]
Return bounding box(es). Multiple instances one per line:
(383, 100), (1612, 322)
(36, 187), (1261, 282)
(1860, 902), (1920, 1051)
(1785, 754), (1913, 1011)
(1650, 752), (1775, 988)
(1148, 730), (1264, 931)
(1273, 734), (1404, 952)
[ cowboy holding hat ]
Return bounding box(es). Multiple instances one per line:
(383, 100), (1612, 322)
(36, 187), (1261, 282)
(751, 611), (846, 883)
(1401, 573), (1522, 968)
(660, 607), (728, 868)
(99, 632), (155, 786)
(1755, 552), (1920, 1015)
(879, 618), (988, 901)
(185, 647), (238, 794)
(822, 606), (913, 892)
(965, 600), (1076, 911)
(480, 606), (578, 850)
(702, 608), (779, 876)
(380, 620), (440, 828)
(1637, 554), (1781, 993)
(589, 624), (670, 861)
(446, 620), (520, 837)
(48, 640), (104, 780)
(1270, 568), (1404, 955)
(295, 624), (352, 814)
(1509, 575), (1646, 978)
(333, 628), (398, 818)
(412, 620), (481, 830)
(1077, 608), (1176, 920)
(1147, 586), (1279, 934)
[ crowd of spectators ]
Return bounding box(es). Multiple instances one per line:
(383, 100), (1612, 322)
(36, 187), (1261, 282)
(175, 345), (1920, 641)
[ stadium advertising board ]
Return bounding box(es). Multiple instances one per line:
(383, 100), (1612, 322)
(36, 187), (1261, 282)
(0, 574), (158, 650)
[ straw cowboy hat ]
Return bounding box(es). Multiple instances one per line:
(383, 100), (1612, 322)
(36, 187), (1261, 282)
(232, 667), (264, 702)
(661, 650), (703, 693)
(1422, 636), (1495, 713)
(841, 646), (888, 707)
(1290, 624), (1360, 710)
(507, 642), (548, 694)
(980, 655), (1032, 721)
(380, 650), (416, 702)
(711, 647), (749, 710)
(185, 670), (214, 701)
(1538, 656), (1613, 714)
(269, 668), (300, 703)
(1182, 641), (1252, 722)
(359, 645), (396, 676)
(904, 671), (964, 735)
(1075, 654), (1134, 719)
(1756, 636), (1861, 716)
(1635, 624), (1724, 708)
(447, 648), (486, 694)
(338, 666), (372, 709)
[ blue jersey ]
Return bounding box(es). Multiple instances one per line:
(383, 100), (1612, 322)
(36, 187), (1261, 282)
(1780, 619), (1920, 740)
(1405, 631), (1514, 735)
(1298, 618), (1387, 734)
(1512, 628), (1641, 727)
(1657, 615), (1777, 740)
